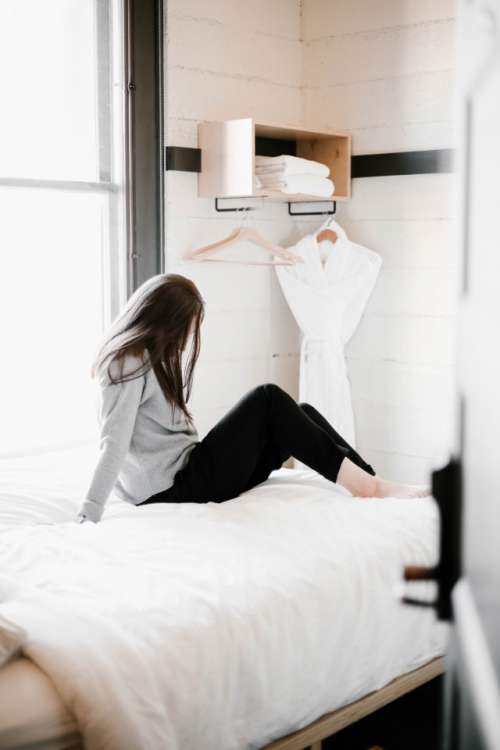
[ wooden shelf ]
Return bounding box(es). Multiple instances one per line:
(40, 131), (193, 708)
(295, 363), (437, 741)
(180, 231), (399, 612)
(197, 118), (351, 203)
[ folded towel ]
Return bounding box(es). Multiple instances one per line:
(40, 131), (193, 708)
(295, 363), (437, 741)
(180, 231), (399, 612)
(258, 173), (335, 197)
(255, 154), (330, 178)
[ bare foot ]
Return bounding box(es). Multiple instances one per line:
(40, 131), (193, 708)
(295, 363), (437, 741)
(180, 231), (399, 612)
(374, 476), (431, 498)
(336, 458), (430, 498)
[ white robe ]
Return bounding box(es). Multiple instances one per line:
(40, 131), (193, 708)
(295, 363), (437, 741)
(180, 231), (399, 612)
(275, 219), (382, 457)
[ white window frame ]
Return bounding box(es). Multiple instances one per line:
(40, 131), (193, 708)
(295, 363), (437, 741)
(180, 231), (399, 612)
(0, 0), (164, 324)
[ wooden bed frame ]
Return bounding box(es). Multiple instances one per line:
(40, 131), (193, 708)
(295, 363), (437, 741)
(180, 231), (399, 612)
(1, 656), (443, 749)
(262, 656), (445, 750)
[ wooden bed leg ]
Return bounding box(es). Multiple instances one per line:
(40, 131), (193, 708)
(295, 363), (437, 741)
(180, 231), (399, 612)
(309, 743), (322, 750)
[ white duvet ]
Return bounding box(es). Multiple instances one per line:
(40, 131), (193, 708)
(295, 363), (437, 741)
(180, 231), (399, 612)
(0, 444), (448, 750)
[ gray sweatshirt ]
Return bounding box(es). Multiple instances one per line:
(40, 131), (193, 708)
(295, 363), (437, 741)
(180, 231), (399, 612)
(77, 351), (199, 523)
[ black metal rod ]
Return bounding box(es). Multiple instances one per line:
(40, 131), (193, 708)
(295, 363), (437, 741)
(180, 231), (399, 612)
(288, 201), (336, 217)
(214, 197), (254, 212)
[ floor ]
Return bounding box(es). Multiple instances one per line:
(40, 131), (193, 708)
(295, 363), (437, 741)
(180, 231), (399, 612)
(322, 676), (444, 750)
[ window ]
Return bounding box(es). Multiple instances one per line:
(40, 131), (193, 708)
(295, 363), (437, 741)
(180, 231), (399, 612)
(0, 0), (163, 456)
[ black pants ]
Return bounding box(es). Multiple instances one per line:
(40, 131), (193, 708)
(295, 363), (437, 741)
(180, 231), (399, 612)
(138, 383), (376, 506)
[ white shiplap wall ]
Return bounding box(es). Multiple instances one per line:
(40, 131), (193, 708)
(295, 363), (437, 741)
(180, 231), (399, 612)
(164, 0), (457, 483)
(302, 0), (458, 482)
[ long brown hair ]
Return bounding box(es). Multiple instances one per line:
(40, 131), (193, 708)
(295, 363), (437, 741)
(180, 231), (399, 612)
(91, 274), (205, 422)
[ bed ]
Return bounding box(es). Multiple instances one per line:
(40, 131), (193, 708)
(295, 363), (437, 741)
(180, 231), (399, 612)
(0, 443), (447, 750)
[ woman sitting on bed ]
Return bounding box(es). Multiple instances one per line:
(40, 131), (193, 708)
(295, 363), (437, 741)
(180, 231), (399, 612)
(77, 274), (430, 524)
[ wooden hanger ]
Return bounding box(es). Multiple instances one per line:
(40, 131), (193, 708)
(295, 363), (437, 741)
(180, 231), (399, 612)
(186, 226), (304, 266)
(315, 223), (338, 269)
(316, 227), (338, 244)
(315, 214), (343, 245)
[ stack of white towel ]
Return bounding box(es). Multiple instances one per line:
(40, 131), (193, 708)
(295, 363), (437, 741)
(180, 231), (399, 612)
(254, 154), (335, 197)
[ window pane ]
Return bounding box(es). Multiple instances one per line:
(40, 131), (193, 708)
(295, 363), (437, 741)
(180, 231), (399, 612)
(0, 187), (111, 455)
(0, 1), (99, 181)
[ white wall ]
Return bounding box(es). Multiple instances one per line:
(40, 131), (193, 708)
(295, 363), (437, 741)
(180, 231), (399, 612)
(164, 0), (304, 440)
(165, 0), (457, 483)
(302, 0), (458, 483)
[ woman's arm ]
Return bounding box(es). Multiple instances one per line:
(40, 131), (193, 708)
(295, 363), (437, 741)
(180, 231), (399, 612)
(77, 370), (144, 523)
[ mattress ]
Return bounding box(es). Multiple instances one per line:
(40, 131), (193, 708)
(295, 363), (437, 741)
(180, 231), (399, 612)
(0, 443), (448, 750)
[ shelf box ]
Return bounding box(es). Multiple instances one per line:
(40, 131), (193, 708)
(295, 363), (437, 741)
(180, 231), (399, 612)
(198, 118), (351, 203)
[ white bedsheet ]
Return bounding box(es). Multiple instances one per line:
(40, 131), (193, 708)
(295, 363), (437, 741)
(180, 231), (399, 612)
(0, 444), (448, 750)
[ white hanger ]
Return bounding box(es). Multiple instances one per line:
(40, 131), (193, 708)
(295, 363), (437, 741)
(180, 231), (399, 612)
(185, 206), (303, 266)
